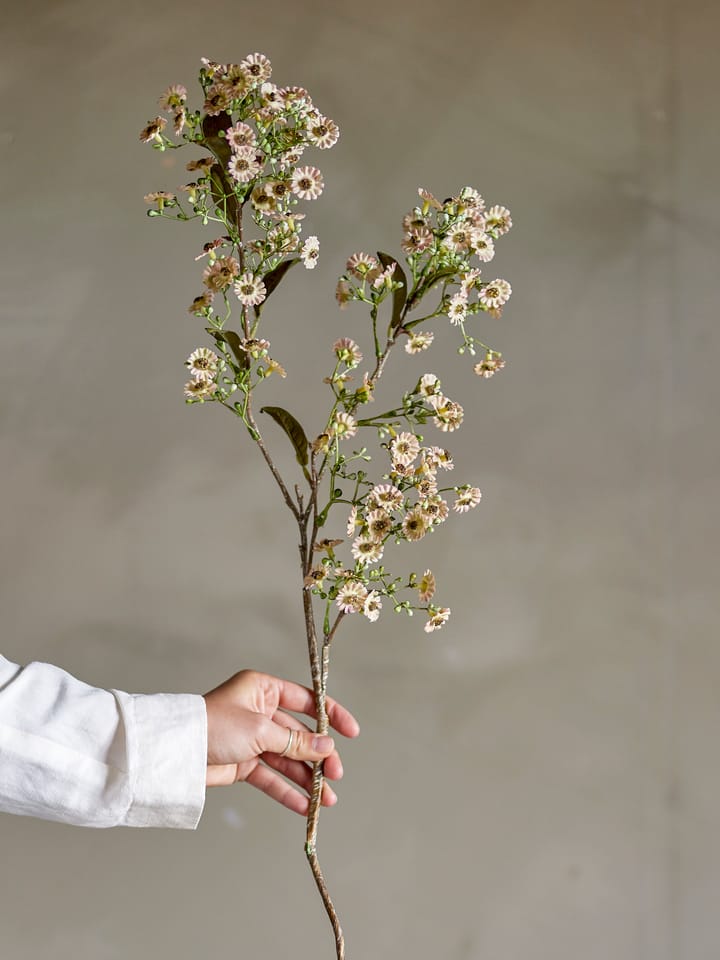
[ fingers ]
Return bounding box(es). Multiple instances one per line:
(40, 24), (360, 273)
(262, 753), (338, 805)
(267, 716), (335, 761)
(268, 712), (345, 780)
(273, 678), (361, 739)
(246, 763), (337, 815)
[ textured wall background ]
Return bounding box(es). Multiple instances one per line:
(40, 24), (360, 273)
(1, 0), (718, 957)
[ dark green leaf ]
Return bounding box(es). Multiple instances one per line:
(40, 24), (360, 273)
(377, 252), (408, 328)
(205, 327), (250, 370)
(260, 405), (309, 466)
(254, 258), (300, 318)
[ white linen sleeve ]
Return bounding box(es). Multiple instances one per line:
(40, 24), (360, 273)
(0, 655), (207, 829)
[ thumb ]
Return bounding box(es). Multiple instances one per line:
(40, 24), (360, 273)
(268, 722), (335, 761)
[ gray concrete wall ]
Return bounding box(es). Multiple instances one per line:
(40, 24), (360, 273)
(1, 0), (718, 957)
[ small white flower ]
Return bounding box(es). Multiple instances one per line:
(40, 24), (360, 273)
(453, 486), (482, 512)
(363, 590), (382, 622)
(447, 293), (468, 326)
(336, 581), (368, 613)
(424, 607), (451, 633)
(234, 273), (267, 306)
(291, 165), (324, 200)
(352, 535), (384, 566)
(301, 235), (320, 269)
(479, 279), (512, 309)
(331, 411), (358, 439)
(405, 331), (434, 354)
(390, 432), (421, 466)
(185, 347), (220, 378)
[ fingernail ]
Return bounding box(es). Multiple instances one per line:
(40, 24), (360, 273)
(313, 735), (334, 753)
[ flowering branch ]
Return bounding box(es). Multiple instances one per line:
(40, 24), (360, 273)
(141, 53), (513, 960)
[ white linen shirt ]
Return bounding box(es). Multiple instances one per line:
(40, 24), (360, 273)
(0, 656), (207, 829)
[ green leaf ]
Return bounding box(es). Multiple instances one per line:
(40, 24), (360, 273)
(254, 258), (300, 318)
(260, 405), (309, 466)
(200, 113), (241, 228)
(205, 327), (250, 370)
(377, 252), (408, 329)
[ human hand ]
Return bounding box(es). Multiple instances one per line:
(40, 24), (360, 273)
(203, 669), (360, 815)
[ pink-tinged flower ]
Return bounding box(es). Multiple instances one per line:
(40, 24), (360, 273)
(402, 211), (430, 233)
(186, 347), (220, 378)
(333, 337), (362, 367)
(485, 205), (513, 236)
(203, 83), (231, 116)
(240, 338), (271, 358)
(279, 85), (312, 109)
(184, 377), (218, 401)
(391, 432), (421, 467)
(418, 570), (436, 603)
(158, 84), (187, 111)
(474, 351), (506, 378)
(363, 590), (383, 622)
(372, 263), (397, 290)
(336, 279), (353, 309)
(226, 122), (257, 150)
(472, 233), (495, 262)
(143, 191), (176, 206)
(203, 256), (240, 292)
(418, 373), (441, 397)
(268, 179), (293, 203)
(460, 268), (482, 295)
(479, 279), (512, 309)
(366, 509), (393, 542)
(291, 165), (324, 200)
(278, 145), (306, 168)
(173, 108), (186, 135)
(346, 252), (380, 281)
(443, 223), (481, 253)
(331, 411), (358, 439)
(447, 293), (468, 325)
(139, 116), (167, 143)
(420, 495), (449, 524)
(368, 483), (403, 511)
(228, 146), (263, 183)
(402, 508), (428, 542)
(336, 581), (368, 614)
(417, 187), (443, 210)
(234, 272), (267, 306)
(250, 183), (277, 213)
(346, 505), (359, 537)
(428, 394), (464, 432)
(188, 291), (214, 315)
(223, 64), (252, 99)
(301, 235), (320, 269)
(352, 535), (384, 566)
(453, 486), (482, 513)
(401, 226), (433, 255)
(415, 475), (438, 499)
(241, 52), (272, 83)
(422, 446), (454, 471)
(458, 186), (485, 211)
(405, 331), (434, 354)
(424, 607), (451, 633)
(259, 82), (284, 112)
(306, 113), (340, 149)
(303, 567), (327, 590)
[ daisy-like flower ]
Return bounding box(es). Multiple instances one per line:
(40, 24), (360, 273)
(421, 495), (449, 524)
(184, 377), (218, 401)
(158, 84), (187, 112)
(279, 85), (312, 109)
(458, 186), (485, 211)
(186, 157), (216, 173)
(331, 411), (358, 439)
(460, 268), (482, 296)
(428, 395), (464, 432)
(240, 52), (272, 84)
(418, 373), (441, 397)
(415, 475), (438, 499)
(301, 235), (320, 269)
(333, 337), (362, 367)
(303, 567), (327, 590)
(306, 113), (340, 149)
(402, 211), (430, 233)
(474, 351), (506, 378)
(250, 183), (277, 213)
(453, 486), (482, 513)
(391, 432), (421, 467)
(346, 505), (359, 537)
(402, 508), (428, 542)
(143, 191), (176, 206)
(363, 590), (383, 622)
(234, 272), (267, 306)
(228, 146), (263, 183)
(336, 279), (353, 309)
(405, 331), (435, 354)
(139, 116), (167, 143)
(472, 233), (495, 262)
(203, 256), (240, 292)
(447, 293), (468, 326)
(422, 446), (454, 471)
(226, 122), (256, 150)
(240, 338), (271, 358)
(479, 279), (512, 309)
(485, 205), (513, 236)
(188, 291), (213, 315)
(186, 347), (220, 378)
(259, 82), (284, 112)
(401, 226), (433, 255)
(424, 607), (451, 633)
(346, 252), (380, 281)
(204, 84), (232, 116)
(368, 483), (403, 511)
(418, 570), (436, 603)
(443, 223), (481, 253)
(372, 263), (397, 291)
(291, 165), (324, 200)
(417, 187), (443, 210)
(336, 581), (368, 614)
(366, 509), (393, 542)
(352, 535), (384, 566)
(278, 145), (306, 168)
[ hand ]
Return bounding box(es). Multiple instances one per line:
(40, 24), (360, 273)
(203, 669), (360, 815)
